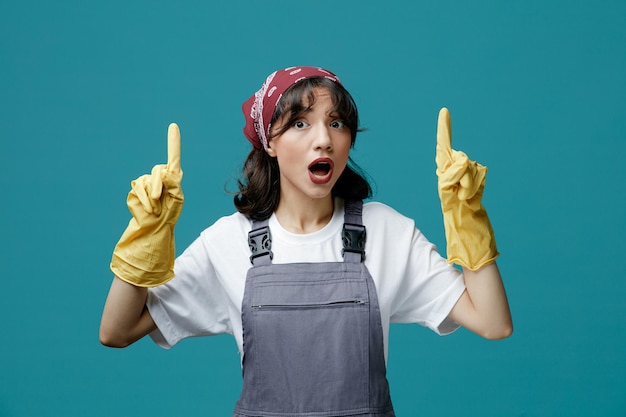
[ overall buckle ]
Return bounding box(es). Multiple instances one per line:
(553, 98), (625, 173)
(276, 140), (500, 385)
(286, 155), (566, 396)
(248, 226), (273, 264)
(342, 223), (366, 261)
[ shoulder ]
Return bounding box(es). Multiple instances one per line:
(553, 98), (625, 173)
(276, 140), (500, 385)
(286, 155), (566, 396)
(363, 201), (415, 230)
(200, 211), (252, 240)
(360, 201), (421, 255)
(185, 211), (253, 260)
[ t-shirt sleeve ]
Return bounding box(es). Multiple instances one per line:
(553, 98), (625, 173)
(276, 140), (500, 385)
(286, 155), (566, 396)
(364, 202), (465, 336)
(146, 228), (235, 349)
(390, 226), (465, 335)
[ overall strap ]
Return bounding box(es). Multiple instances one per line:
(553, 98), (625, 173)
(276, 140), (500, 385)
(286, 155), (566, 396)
(248, 219), (273, 266)
(342, 200), (366, 264)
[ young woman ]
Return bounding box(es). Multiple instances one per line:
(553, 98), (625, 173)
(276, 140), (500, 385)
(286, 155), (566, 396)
(100, 66), (512, 417)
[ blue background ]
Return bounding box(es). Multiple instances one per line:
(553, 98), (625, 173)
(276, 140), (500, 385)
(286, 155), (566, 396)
(2, 1), (625, 416)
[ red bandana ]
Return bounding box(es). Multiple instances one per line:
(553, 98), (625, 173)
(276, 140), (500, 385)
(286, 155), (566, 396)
(242, 66), (342, 150)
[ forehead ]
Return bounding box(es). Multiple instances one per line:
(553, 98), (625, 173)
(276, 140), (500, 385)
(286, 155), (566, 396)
(304, 88), (332, 107)
(289, 86), (336, 112)
(272, 80), (354, 128)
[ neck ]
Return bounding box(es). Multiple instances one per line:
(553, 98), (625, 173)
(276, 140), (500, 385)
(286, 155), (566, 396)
(274, 195), (335, 234)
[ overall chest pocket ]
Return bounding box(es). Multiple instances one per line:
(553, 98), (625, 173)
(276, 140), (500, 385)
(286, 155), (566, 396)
(246, 277), (372, 415)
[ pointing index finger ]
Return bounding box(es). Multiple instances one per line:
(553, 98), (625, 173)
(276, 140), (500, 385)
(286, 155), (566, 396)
(167, 123), (181, 172)
(437, 107), (452, 150)
(435, 107), (452, 169)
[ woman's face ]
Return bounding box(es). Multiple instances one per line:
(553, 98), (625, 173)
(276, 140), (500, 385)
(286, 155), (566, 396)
(267, 87), (352, 204)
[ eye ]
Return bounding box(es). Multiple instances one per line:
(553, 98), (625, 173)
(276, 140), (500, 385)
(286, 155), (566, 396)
(293, 120), (309, 129)
(330, 120), (345, 129)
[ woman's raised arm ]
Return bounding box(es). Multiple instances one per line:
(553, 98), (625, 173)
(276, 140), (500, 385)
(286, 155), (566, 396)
(434, 108), (512, 339)
(101, 123), (184, 347)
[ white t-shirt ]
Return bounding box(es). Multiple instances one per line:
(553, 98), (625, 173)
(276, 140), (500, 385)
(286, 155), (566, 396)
(147, 200), (466, 363)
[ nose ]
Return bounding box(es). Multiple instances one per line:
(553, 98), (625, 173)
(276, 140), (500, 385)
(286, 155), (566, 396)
(313, 124), (333, 151)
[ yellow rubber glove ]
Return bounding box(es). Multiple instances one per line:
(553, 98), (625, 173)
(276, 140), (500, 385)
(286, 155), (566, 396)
(435, 108), (499, 270)
(110, 123), (184, 287)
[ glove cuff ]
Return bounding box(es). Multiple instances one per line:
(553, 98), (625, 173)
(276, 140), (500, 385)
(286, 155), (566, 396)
(446, 240), (499, 271)
(110, 253), (175, 288)
(443, 208), (499, 271)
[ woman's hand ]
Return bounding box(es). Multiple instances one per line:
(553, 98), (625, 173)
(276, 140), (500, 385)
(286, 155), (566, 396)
(435, 108), (498, 271)
(110, 123), (184, 287)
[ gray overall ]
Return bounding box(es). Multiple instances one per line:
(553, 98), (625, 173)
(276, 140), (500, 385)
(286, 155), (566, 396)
(233, 200), (395, 417)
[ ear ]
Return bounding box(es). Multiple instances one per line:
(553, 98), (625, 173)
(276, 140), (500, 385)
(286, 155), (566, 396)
(266, 141), (277, 157)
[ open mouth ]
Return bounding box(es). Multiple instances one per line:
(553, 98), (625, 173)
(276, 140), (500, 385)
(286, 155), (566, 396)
(309, 161), (332, 176)
(308, 158), (334, 184)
